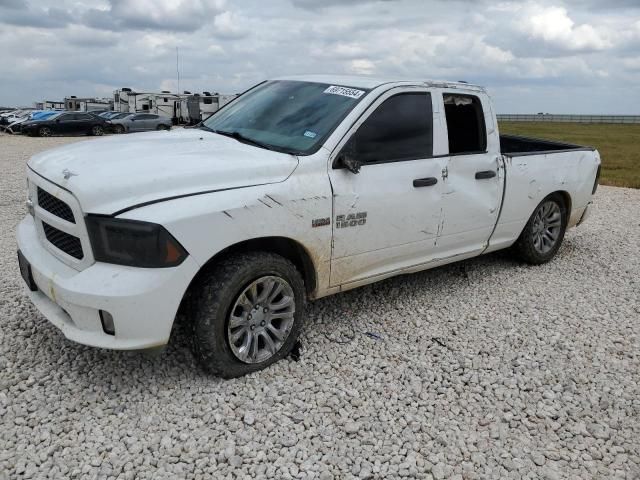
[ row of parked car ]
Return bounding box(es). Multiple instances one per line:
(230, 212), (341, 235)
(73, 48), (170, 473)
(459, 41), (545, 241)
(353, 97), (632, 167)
(0, 108), (173, 136)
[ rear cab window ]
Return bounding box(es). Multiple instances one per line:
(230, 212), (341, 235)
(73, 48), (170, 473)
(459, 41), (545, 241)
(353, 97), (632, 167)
(443, 94), (486, 155)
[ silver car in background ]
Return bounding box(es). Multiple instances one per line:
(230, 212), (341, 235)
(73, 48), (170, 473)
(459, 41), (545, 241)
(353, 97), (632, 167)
(108, 113), (172, 134)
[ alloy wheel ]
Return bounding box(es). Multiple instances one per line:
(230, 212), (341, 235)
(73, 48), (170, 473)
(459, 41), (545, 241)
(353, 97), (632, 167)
(532, 200), (562, 254)
(227, 276), (296, 364)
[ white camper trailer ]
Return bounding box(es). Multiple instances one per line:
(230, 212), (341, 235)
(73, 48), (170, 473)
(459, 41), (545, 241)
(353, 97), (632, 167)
(113, 88), (236, 124)
(114, 88), (186, 123)
(34, 100), (65, 110)
(64, 96), (112, 112)
(179, 93), (237, 125)
(113, 88), (135, 113)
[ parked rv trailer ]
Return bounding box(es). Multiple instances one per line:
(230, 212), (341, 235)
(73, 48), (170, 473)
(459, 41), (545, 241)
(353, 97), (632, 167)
(179, 93), (237, 125)
(113, 88), (134, 112)
(64, 96), (112, 112)
(34, 100), (65, 110)
(113, 88), (236, 124)
(150, 93), (185, 123)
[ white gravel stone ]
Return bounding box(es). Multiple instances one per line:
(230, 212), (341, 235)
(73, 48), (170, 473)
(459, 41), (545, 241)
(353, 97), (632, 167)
(1, 133), (639, 478)
(243, 412), (255, 426)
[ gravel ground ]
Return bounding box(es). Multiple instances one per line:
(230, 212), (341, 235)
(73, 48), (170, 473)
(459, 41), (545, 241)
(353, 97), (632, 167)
(1, 132), (639, 480)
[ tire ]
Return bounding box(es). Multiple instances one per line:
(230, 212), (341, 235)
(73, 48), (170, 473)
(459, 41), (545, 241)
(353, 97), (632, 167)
(156, 124), (170, 131)
(189, 252), (306, 378)
(38, 126), (51, 137)
(91, 125), (104, 136)
(113, 124), (125, 134)
(513, 193), (567, 264)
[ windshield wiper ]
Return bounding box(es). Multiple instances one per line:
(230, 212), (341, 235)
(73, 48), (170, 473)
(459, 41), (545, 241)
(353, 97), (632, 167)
(210, 129), (276, 151)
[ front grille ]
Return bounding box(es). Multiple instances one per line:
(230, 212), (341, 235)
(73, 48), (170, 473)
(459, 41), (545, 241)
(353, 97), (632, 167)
(42, 223), (84, 259)
(37, 187), (75, 223)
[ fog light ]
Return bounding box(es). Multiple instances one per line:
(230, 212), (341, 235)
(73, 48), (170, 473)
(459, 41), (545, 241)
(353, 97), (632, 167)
(100, 310), (115, 335)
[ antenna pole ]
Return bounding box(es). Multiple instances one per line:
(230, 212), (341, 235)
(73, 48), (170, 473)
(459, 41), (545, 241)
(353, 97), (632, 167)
(176, 47), (180, 94)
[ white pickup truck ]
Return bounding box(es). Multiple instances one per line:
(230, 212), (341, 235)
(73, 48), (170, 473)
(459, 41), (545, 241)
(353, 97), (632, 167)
(17, 75), (601, 377)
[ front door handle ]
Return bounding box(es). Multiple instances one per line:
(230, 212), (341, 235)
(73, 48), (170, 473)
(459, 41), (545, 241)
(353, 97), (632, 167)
(413, 177), (438, 188)
(475, 170), (497, 180)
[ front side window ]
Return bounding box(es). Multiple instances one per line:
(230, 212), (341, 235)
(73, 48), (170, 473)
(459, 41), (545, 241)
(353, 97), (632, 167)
(343, 92), (433, 164)
(203, 80), (370, 155)
(443, 94), (486, 154)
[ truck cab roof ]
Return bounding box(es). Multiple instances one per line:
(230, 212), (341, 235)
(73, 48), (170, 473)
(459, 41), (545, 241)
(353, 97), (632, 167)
(273, 74), (485, 92)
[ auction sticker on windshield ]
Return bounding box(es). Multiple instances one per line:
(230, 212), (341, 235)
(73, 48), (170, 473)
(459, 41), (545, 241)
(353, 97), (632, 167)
(324, 85), (365, 99)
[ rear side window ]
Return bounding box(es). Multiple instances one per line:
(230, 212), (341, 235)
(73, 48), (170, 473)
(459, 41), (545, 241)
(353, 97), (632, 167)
(443, 94), (486, 154)
(345, 92), (433, 164)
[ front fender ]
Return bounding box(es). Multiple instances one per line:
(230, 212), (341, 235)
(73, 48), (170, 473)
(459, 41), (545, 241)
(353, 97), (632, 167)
(117, 169), (334, 295)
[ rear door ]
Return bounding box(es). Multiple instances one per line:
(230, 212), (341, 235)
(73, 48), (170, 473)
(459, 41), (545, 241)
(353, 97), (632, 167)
(54, 113), (75, 134)
(437, 92), (504, 255)
(72, 113), (94, 134)
(140, 114), (158, 130)
(328, 88), (448, 286)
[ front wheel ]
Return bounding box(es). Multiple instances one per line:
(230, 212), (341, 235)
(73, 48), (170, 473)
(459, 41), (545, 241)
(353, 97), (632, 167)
(91, 125), (104, 136)
(38, 126), (52, 137)
(189, 252), (305, 378)
(513, 194), (567, 264)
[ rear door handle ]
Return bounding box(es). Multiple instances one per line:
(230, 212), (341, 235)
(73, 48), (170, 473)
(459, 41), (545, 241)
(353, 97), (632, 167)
(413, 177), (438, 188)
(475, 170), (496, 180)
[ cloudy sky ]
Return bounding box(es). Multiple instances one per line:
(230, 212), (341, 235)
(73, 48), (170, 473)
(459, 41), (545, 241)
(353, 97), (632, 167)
(1, 0), (639, 113)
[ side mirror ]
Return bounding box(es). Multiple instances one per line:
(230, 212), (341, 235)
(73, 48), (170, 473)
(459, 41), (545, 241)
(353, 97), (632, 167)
(55, 119), (60, 123)
(337, 154), (362, 174)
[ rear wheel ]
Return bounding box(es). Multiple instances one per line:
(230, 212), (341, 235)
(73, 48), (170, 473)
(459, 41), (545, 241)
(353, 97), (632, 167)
(38, 126), (51, 137)
(91, 125), (104, 136)
(189, 252), (305, 378)
(156, 124), (170, 131)
(513, 194), (567, 264)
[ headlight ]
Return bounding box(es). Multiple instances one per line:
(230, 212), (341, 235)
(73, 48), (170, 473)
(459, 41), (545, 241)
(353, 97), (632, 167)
(86, 216), (187, 268)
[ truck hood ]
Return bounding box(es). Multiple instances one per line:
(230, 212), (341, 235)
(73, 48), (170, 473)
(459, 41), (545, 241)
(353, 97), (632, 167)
(28, 128), (299, 215)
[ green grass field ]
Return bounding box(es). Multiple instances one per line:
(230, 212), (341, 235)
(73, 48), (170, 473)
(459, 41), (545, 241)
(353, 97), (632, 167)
(498, 122), (640, 189)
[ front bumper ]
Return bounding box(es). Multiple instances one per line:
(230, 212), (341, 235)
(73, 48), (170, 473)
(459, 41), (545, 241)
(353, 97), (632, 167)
(17, 215), (199, 350)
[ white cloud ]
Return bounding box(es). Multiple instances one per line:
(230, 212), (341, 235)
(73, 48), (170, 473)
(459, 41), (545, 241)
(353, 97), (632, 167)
(523, 6), (611, 52)
(212, 11), (248, 39)
(348, 59), (376, 75)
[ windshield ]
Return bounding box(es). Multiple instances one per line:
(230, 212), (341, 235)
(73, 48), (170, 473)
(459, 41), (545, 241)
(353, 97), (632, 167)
(202, 80), (369, 155)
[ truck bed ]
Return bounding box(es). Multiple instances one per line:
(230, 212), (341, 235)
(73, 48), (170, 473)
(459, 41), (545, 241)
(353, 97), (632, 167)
(500, 134), (595, 157)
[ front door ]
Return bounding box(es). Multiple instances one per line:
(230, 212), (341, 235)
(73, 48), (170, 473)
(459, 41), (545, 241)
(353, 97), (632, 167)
(55, 113), (75, 134)
(328, 89), (448, 286)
